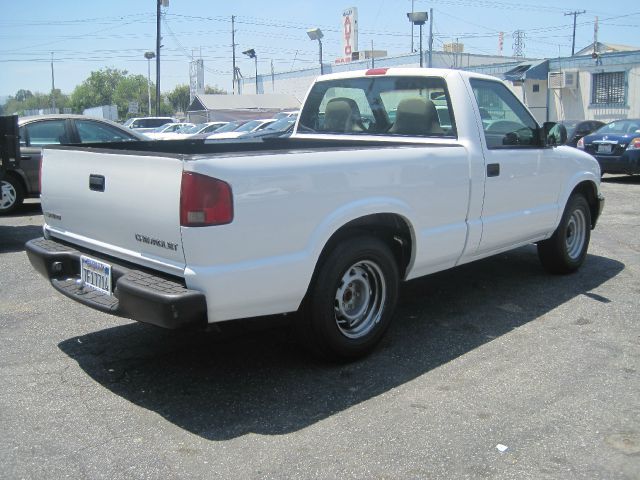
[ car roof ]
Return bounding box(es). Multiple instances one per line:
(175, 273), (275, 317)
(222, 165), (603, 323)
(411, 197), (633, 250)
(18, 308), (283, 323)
(18, 114), (147, 140)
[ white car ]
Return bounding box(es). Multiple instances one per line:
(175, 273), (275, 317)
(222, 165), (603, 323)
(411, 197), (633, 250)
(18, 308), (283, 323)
(168, 122), (228, 140)
(144, 123), (195, 140)
(206, 119), (277, 140)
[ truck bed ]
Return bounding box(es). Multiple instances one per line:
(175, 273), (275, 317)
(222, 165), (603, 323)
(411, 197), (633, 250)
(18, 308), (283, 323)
(48, 136), (450, 157)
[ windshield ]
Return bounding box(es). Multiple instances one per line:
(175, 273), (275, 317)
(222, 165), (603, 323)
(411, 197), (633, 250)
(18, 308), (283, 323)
(595, 120), (640, 135)
(235, 120), (266, 132)
(264, 118), (295, 132)
(213, 121), (243, 133)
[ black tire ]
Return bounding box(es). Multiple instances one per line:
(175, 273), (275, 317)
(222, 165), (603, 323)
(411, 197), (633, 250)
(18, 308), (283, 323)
(0, 176), (25, 215)
(298, 236), (399, 360)
(537, 194), (591, 274)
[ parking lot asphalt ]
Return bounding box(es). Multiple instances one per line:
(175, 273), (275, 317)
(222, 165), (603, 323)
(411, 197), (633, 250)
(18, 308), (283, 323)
(1, 176), (639, 480)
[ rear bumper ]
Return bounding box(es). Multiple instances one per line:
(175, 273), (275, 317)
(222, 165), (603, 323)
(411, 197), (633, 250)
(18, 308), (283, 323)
(25, 237), (207, 329)
(594, 150), (640, 174)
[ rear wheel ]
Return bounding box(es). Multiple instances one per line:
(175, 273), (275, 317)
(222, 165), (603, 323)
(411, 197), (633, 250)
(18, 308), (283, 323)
(299, 236), (399, 360)
(538, 193), (591, 274)
(0, 176), (24, 215)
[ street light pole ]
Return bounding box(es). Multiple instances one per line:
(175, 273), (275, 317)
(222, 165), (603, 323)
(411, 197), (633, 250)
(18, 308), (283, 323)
(407, 11), (428, 68)
(243, 49), (258, 94)
(144, 51), (155, 115)
(156, 0), (161, 115)
(307, 28), (324, 75)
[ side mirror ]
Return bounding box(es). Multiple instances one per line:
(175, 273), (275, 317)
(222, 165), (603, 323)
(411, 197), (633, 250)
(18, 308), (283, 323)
(543, 122), (567, 147)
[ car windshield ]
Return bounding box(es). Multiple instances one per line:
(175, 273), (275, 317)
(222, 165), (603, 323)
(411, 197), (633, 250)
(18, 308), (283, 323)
(122, 118), (135, 127)
(181, 124), (204, 134)
(235, 120), (266, 132)
(596, 120), (640, 135)
(214, 121), (243, 133)
(263, 118), (295, 132)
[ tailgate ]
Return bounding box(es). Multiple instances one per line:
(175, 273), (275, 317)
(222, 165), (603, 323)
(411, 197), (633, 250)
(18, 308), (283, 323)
(40, 147), (186, 275)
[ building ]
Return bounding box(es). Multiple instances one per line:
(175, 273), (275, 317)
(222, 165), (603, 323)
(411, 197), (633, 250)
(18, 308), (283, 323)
(186, 93), (300, 123)
(240, 44), (639, 125)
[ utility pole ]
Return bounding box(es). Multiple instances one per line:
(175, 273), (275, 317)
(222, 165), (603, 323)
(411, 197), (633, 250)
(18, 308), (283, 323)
(428, 8), (433, 67)
(50, 52), (56, 111)
(271, 60), (275, 92)
(232, 15), (237, 94)
(565, 10), (585, 56)
(155, 0), (161, 116)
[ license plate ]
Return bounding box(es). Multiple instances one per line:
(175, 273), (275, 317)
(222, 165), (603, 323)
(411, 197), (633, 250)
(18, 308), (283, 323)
(597, 144), (613, 154)
(80, 255), (112, 295)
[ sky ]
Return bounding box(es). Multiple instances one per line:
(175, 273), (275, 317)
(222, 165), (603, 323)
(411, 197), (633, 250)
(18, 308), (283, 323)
(1, 0), (638, 98)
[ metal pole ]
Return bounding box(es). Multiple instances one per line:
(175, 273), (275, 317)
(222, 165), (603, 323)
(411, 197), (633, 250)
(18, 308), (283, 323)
(411, 0), (414, 53)
(419, 24), (423, 67)
(319, 39), (324, 74)
(147, 59), (152, 115)
(232, 15), (236, 94)
(254, 56), (258, 94)
(428, 8), (433, 68)
(565, 10), (585, 56)
(50, 52), (56, 110)
(155, 0), (161, 115)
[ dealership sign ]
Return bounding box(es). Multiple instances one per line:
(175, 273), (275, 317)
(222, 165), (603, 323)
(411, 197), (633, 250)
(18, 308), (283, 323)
(335, 7), (358, 64)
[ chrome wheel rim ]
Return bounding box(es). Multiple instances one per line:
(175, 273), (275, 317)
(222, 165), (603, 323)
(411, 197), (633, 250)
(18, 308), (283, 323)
(0, 180), (17, 210)
(334, 260), (386, 339)
(565, 208), (587, 260)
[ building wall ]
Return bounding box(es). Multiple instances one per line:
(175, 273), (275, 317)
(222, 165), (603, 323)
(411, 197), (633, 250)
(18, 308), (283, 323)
(547, 51), (640, 123)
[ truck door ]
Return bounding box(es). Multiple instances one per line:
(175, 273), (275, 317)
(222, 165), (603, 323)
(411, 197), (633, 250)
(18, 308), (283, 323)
(469, 79), (563, 254)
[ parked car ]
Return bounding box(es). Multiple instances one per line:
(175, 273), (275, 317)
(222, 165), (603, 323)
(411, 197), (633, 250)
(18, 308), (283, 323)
(206, 119), (277, 140)
(578, 118), (640, 175)
(144, 122), (195, 140)
(0, 115), (146, 214)
(238, 117), (296, 139)
(558, 120), (605, 147)
(122, 117), (175, 133)
(273, 110), (299, 120)
(168, 122), (228, 140)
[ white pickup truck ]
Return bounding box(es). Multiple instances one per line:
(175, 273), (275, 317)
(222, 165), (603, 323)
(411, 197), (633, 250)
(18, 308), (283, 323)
(27, 68), (604, 359)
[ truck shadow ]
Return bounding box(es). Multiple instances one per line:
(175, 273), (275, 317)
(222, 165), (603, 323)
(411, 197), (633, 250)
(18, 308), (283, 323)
(0, 225), (43, 253)
(58, 246), (623, 440)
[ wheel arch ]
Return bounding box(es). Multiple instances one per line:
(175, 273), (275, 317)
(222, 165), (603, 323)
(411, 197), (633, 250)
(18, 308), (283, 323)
(569, 180), (601, 229)
(305, 212), (415, 302)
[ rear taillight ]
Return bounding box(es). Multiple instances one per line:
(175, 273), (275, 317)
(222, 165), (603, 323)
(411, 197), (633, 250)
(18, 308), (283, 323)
(577, 137), (584, 149)
(180, 171), (233, 227)
(626, 137), (640, 150)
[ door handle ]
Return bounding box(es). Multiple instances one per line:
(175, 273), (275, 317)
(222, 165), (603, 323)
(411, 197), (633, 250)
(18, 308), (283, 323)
(20, 155), (32, 160)
(487, 163), (500, 177)
(89, 174), (105, 192)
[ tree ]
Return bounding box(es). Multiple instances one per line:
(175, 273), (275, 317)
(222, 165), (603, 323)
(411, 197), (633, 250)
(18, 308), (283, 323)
(2, 89), (68, 116)
(204, 85), (227, 95)
(15, 89), (33, 102)
(69, 68), (175, 119)
(70, 68), (127, 115)
(167, 84), (190, 114)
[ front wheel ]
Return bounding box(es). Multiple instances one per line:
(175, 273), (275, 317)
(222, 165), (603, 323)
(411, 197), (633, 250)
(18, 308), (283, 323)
(537, 193), (591, 274)
(0, 176), (25, 215)
(299, 236), (399, 360)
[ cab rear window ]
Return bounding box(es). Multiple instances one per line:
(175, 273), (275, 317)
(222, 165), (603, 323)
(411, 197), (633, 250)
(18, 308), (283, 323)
(298, 76), (456, 138)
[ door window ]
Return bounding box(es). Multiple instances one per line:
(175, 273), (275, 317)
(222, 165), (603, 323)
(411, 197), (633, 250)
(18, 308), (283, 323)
(76, 120), (136, 143)
(24, 120), (68, 146)
(470, 79), (541, 149)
